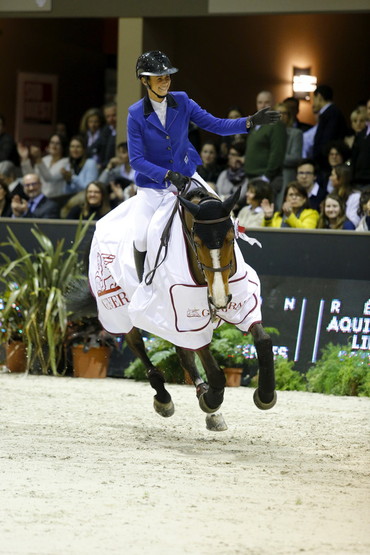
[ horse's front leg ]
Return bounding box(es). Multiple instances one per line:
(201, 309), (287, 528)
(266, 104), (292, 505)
(195, 346), (226, 413)
(125, 327), (174, 417)
(250, 323), (277, 410)
(175, 346), (209, 398)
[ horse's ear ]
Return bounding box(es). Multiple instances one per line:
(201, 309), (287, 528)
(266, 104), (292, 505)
(178, 196), (201, 218)
(222, 186), (241, 215)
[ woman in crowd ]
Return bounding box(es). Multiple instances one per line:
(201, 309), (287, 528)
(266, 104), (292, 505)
(218, 106), (246, 164)
(330, 163), (361, 226)
(344, 106), (367, 150)
(317, 193), (355, 230)
(61, 135), (99, 194)
(237, 178), (273, 228)
(261, 181), (319, 229)
(355, 188), (370, 232)
(18, 133), (68, 199)
(196, 142), (223, 190)
(320, 140), (351, 193)
(79, 107), (105, 165)
(0, 178), (12, 217)
(66, 181), (111, 220)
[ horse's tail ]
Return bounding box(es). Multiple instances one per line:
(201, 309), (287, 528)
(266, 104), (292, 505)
(66, 277), (97, 320)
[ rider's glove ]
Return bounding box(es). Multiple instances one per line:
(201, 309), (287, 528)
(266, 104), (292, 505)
(166, 170), (189, 192)
(247, 107), (281, 129)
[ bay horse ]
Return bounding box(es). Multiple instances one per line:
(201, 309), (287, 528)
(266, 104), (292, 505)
(106, 183), (276, 430)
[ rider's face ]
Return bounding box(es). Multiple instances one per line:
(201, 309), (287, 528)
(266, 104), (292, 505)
(146, 75), (171, 101)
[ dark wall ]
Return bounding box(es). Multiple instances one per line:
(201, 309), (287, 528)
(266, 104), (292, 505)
(1, 13), (369, 145)
(0, 18), (117, 138)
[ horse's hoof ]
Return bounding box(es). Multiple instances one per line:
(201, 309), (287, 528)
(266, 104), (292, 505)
(198, 392), (221, 414)
(153, 397), (175, 417)
(196, 382), (209, 399)
(206, 413), (228, 432)
(253, 389), (277, 410)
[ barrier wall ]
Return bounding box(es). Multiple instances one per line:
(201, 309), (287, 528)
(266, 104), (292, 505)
(1, 219), (369, 371)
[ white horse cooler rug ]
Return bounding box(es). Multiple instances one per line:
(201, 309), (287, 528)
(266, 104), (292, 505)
(89, 193), (262, 349)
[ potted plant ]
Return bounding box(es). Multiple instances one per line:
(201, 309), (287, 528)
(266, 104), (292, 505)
(67, 316), (117, 379)
(0, 285), (27, 373)
(0, 219), (92, 375)
(210, 323), (279, 387)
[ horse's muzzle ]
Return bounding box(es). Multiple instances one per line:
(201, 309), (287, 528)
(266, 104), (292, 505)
(208, 293), (232, 310)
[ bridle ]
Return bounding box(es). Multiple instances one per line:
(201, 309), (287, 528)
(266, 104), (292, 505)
(180, 199), (235, 276)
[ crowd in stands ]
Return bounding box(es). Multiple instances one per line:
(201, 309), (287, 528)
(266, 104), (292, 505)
(0, 86), (369, 232)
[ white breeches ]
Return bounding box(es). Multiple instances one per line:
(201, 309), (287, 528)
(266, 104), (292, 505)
(132, 172), (217, 252)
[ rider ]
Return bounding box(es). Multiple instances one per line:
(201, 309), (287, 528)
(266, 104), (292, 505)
(128, 50), (281, 281)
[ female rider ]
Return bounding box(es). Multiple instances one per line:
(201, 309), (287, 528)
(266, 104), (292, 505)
(128, 50), (280, 280)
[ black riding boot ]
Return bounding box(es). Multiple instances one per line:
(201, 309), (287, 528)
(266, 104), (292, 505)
(133, 244), (147, 282)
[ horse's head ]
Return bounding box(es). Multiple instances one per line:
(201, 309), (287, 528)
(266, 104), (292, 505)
(179, 187), (240, 310)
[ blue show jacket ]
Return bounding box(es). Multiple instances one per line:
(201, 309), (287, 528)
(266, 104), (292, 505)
(127, 91), (248, 189)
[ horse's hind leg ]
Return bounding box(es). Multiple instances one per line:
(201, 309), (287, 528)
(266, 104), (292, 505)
(195, 347), (226, 413)
(250, 323), (277, 410)
(175, 347), (209, 397)
(125, 327), (174, 417)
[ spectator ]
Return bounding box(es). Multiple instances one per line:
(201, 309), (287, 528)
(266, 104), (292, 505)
(261, 181), (319, 229)
(283, 97), (312, 132)
(0, 160), (18, 193)
(196, 142), (223, 190)
(10, 173), (60, 219)
(330, 163), (361, 226)
(109, 176), (137, 206)
(237, 178), (273, 228)
(0, 114), (19, 167)
(0, 178), (12, 217)
(296, 158), (327, 211)
(320, 140), (351, 193)
(317, 193), (355, 230)
(61, 135), (99, 194)
(98, 141), (136, 185)
(218, 106), (246, 163)
(274, 102), (303, 208)
(356, 188), (370, 231)
(100, 102), (117, 169)
(351, 97), (370, 189)
(312, 85), (348, 172)
(244, 90), (287, 196)
(66, 181), (111, 220)
(215, 141), (248, 215)
(79, 107), (105, 166)
(344, 106), (367, 150)
(18, 133), (68, 199)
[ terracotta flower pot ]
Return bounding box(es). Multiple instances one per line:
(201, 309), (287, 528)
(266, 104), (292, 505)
(223, 367), (243, 387)
(6, 341), (27, 373)
(72, 345), (110, 379)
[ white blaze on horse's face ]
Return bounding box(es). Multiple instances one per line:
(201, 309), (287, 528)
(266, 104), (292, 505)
(210, 250), (230, 308)
(194, 226), (235, 309)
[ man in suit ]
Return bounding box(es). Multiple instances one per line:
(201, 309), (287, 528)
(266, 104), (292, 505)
(351, 97), (370, 188)
(283, 97), (312, 132)
(244, 90), (287, 194)
(312, 85), (348, 172)
(11, 173), (60, 219)
(100, 102), (117, 170)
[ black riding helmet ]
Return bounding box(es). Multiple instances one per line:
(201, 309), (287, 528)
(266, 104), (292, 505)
(136, 50), (178, 79)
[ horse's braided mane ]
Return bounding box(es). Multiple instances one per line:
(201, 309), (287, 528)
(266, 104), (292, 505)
(184, 187), (218, 203)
